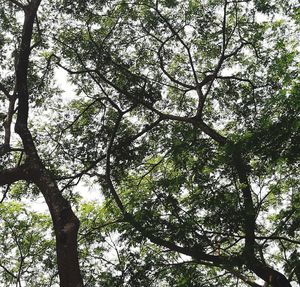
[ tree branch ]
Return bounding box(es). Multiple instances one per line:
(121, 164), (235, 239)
(157, 35), (195, 89)
(14, 0), (42, 158)
(8, 0), (25, 9)
(0, 83), (11, 99)
(0, 165), (29, 186)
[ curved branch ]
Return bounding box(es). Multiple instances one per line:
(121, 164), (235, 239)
(104, 115), (238, 274)
(157, 35), (195, 89)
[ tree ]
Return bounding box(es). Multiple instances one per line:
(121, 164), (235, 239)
(0, 0), (83, 286)
(0, 0), (299, 286)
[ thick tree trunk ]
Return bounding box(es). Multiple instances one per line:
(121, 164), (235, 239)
(248, 259), (292, 287)
(34, 170), (83, 287)
(11, 1), (84, 286)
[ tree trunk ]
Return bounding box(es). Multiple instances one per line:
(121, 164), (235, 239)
(11, 1), (84, 285)
(248, 259), (292, 287)
(34, 170), (83, 287)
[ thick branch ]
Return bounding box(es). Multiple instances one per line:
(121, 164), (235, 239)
(8, 0), (25, 9)
(14, 0), (41, 158)
(232, 148), (256, 256)
(248, 258), (292, 287)
(0, 165), (28, 185)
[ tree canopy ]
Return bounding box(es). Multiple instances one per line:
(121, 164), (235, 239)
(0, 0), (299, 286)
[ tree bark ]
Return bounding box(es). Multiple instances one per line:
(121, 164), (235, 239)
(0, 165), (84, 286)
(231, 148), (292, 287)
(33, 170), (83, 287)
(8, 1), (84, 286)
(248, 258), (292, 287)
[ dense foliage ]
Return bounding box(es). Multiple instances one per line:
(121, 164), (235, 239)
(0, 0), (299, 286)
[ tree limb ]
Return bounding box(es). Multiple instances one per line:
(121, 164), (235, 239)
(0, 165), (29, 186)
